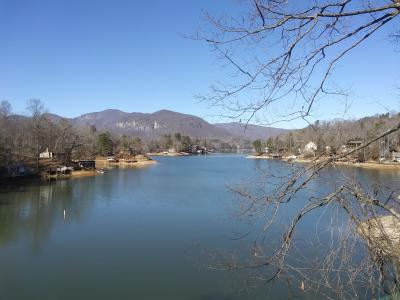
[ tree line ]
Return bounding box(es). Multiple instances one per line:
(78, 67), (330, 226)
(0, 99), (253, 172)
(0, 99), (93, 171)
(252, 112), (400, 160)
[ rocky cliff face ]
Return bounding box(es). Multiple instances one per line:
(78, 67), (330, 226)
(46, 109), (288, 141)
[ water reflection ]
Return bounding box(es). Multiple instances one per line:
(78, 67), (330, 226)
(0, 179), (96, 248)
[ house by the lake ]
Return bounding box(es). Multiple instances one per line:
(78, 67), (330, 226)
(4, 164), (31, 178)
(344, 140), (363, 151)
(304, 141), (317, 152)
(39, 148), (53, 159)
(77, 160), (96, 170)
(270, 153), (283, 159)
(341, 139), (365, 161)
(189, 145), (208, 155)
(325, 145), (332, 155)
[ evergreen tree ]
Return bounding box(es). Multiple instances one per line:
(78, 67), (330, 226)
(97, 132), (113, 156)
(252, 139), (263, 156)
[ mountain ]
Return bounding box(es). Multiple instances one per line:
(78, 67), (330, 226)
(70, 109), (234, 140)
(44, 109), (287, 141)
(214, 122), (289, 140)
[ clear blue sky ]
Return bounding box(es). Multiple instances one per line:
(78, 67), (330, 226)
(0, 0), (399, 129)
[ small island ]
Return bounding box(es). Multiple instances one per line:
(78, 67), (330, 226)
(96, 152), (156, 169)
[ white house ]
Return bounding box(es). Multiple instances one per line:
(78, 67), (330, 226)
(304, 142), (317, 152)
(39, 148), (53, 159)
(325, 145), (332, 154)
(168, 148), (177, 153)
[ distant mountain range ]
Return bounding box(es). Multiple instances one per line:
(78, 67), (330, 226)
(45, 109), (288, 141)
(214, 122), (288, 140)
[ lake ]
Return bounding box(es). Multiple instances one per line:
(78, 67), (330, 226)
(0, 155), (399, 299)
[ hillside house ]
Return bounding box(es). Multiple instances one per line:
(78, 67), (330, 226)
(341, 139), (365, 161)
(325, 146), (332, 155)
(304, 142), (317, 152)
(345, 140), (363, 150)
(39, 148), (53, 159)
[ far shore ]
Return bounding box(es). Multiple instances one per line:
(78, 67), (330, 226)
(95, 157), (157, 169)
(147, 152), (190, 157)
(246, 155), (400, 171)
(332, 160), (400, 170)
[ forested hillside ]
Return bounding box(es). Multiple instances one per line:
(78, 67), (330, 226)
(263, 112), (400, 161)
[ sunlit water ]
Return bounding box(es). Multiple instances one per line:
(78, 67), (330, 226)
(0, 155), (398, 299)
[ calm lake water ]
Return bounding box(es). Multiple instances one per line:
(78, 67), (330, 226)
(0, 155), (399, 299)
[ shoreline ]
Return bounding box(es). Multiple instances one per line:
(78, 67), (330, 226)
(42, 169), (99, 180)
(332, 160), (400, 170)
(246, 155), (400, 171)
(246, 155), (273, 160)
(95, 157), (157, 169)
(147, 152), (190, 157)
(1, 157), (157, 184)
(70, 170), (98, 178)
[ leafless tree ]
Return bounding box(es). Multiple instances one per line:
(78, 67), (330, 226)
(198, 1), (400, 298)
(54, 119), (83, 163)
(0, 101), (12, 167)
(198, 0), (400, 125)
(0, 100), (11, 118)
(26, 99), (47, 171)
